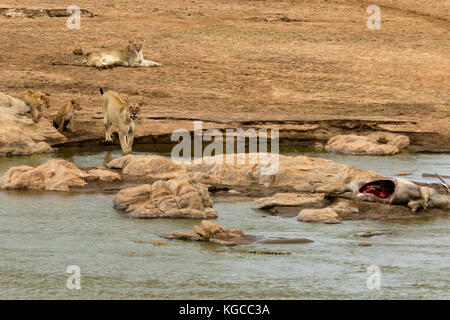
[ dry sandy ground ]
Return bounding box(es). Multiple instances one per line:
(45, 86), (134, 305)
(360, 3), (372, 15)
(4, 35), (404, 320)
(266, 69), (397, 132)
(0, 0), (449, 146)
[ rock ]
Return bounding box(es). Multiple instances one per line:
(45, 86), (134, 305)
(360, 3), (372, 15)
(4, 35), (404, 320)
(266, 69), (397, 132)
(113, 179), (218, 219)
(357, 242), (373, 247)
(86, 169), (121, 182)
(162, 220), (256, 246)
(258, 238), (313, 244)
(297, 207), (341, 224)
(330, 199), (359, 215)
(325, 133), (410, 155)
(0, 159), (87, 191)
(359, 231), (384, 238)
(107, 154), (182, 178)
(314, 142), (324, 152)
(368, 132), (410, 149)
(133, 240), (167, 246)
(162, 220), (314, 246)
(0, 92), (66, 156)
(395, 172), (412, 176)
(252, 192), (328, 209)
(107, 153), (382, 195)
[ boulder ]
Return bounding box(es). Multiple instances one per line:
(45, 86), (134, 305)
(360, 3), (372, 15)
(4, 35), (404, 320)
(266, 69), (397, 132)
(0, 159), (87, 191)
(162, 220), (258, 246)
(297, 207), (341, 224)
(330, 199), (359, 215)
(325, 133), (410, 155)
(85, 169), (121, 182)
(113, 179), (218, 219)
(107, 154), (182, 178)
(252, 192), (328, 209)
(0, 92), (66, 156)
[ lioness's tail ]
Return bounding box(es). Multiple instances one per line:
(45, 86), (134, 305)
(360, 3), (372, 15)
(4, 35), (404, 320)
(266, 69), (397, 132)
(100, 88), (104, 95)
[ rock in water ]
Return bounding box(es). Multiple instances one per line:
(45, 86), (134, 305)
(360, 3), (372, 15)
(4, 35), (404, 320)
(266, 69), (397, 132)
(0, 92), (66, 156)
(107, 153), (382, 194)
(162, 220), (313, 245)
(252, 192), (328, 209)
(297, 207), (341, 224)
(113, 179), (218, 219)
(162, 220), (257, 246)
(0, 159), (87, 191)
(85, 169), (121, 182)
(325, 133), (410, 155)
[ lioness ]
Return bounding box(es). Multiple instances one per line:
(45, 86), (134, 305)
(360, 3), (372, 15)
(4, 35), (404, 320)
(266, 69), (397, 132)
(100, 88), (143, 155)
(85, 39), (161, 68)
(53, 98), (82, 133)
(23, 90), (50, 122)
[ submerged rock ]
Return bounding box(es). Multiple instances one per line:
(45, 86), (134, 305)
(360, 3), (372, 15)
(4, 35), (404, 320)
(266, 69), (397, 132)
(0, 92), (66, 156)
(252, 192), (328, 209)
(0, 159), (87, 191)
(297, 207), (341, 224)
(162, 220), (256, 246)
(162, 220), (313, 246)
(325, 133), (410, 155)
(113, 179), (218, 219)
(359, 231), (385, 238)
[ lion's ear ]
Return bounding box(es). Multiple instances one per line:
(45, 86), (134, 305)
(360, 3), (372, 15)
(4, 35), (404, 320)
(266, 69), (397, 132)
(45, 93), (50, 96)
(138, 99), (144, 107)
(128, 39), (134, 44)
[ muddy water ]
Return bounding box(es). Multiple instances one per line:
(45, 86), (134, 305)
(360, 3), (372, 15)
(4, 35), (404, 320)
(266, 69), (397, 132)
(0, 146), (449, 299)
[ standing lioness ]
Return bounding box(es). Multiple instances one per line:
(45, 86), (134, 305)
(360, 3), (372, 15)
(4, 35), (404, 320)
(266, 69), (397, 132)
(100, 88), (143, 155)
(85, 39), (161, 68)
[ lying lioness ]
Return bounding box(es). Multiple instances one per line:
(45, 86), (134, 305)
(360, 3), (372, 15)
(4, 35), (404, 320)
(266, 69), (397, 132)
(100, 88), (143, 155)
(83, 39), (161, 68)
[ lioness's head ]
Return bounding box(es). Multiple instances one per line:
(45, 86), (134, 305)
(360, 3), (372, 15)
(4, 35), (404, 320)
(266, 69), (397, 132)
(39, 93), (51, 109)
(125, 97), (144, 121)
(71, 98), (82, 111)
(128, 39), (144, 56)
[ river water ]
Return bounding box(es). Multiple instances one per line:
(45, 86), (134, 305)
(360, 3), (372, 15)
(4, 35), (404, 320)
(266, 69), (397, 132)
(0, 146), (449, 299)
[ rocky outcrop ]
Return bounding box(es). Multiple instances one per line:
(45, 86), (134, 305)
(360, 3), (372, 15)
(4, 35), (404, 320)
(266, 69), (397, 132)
(252, 193), (328, 209)
(162, 220), (314, 246)
(113, 179), (218, 219)
(0, 159), (87, 191)
(0, 92), (66, 156)
(325, 133), (410, 155)
(297, 208), (341, 224)
(107, 153), (382, 194)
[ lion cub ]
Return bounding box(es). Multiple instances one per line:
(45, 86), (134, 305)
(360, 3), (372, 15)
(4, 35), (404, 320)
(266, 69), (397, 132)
(53, 98), (82, 133)
(23, 90), (50, 122)
(85, 39), (161, 69)
(100, 88), (143, 155)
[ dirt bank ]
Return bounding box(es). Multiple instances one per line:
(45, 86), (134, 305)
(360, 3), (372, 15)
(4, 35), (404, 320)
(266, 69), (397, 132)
(0, 0), (448, 152)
